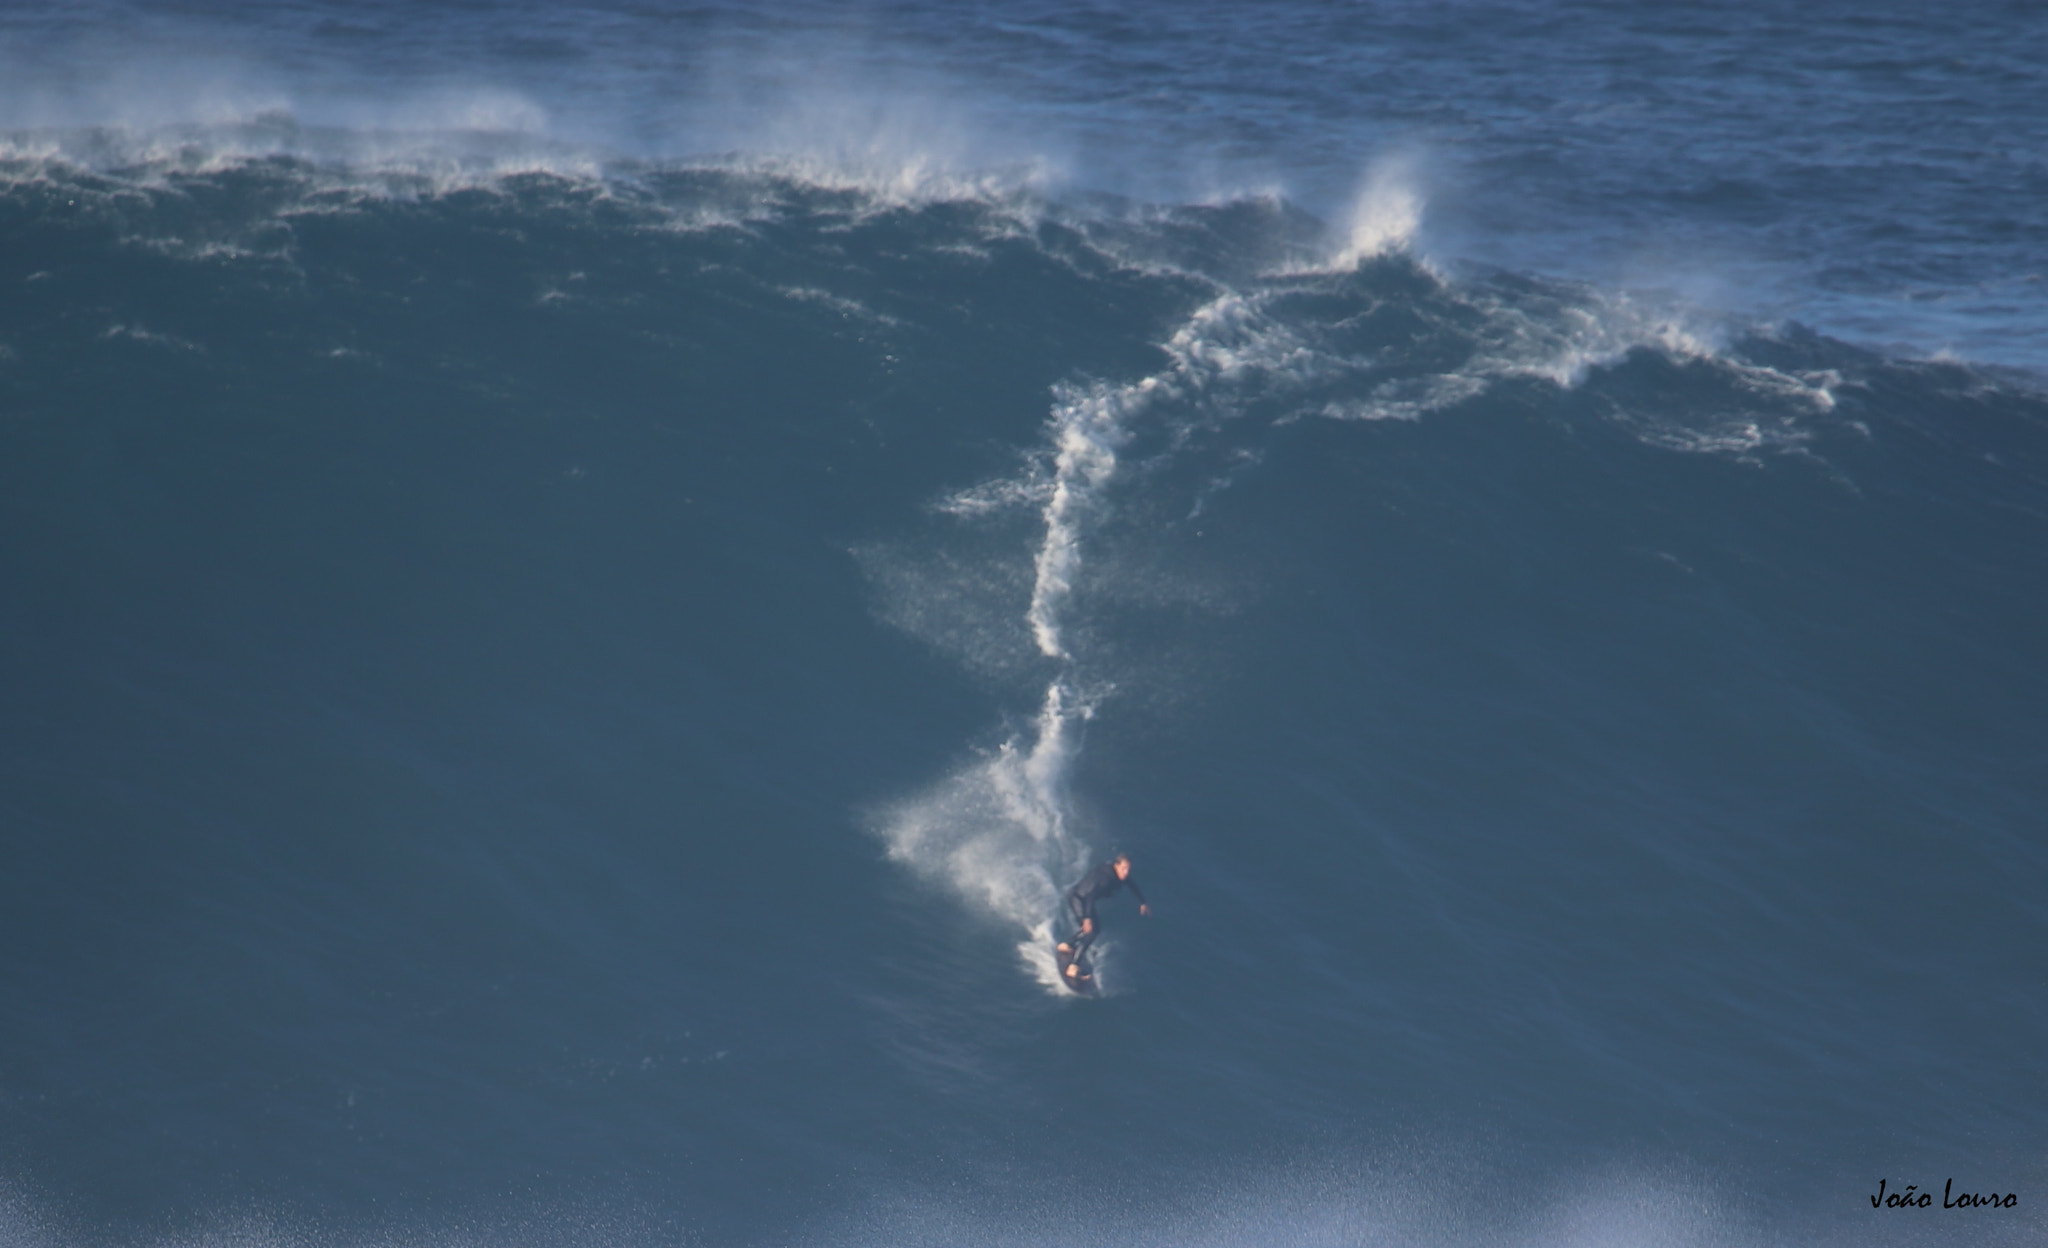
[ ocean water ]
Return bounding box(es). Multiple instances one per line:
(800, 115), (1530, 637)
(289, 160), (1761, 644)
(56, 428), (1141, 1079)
(2, 3), (2045, 1246)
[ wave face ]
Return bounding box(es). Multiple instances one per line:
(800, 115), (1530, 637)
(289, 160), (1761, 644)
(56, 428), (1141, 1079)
(3, 5), (2047, 1248)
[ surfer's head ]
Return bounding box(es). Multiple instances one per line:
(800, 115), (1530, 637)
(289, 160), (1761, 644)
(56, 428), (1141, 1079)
(1113, 853), (1131, 879)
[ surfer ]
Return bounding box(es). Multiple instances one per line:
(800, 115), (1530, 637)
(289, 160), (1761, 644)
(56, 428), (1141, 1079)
(1058, 853), (1150, 981)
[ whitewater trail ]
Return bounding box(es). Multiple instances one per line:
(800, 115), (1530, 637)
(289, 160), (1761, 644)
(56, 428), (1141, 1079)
(870, 189), (1433, 992)
(869, 283), (1351, 991)
(873, 383), (1141, 992)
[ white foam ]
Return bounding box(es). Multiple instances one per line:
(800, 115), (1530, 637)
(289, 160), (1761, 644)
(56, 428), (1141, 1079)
(775, 285), (903, 327)
(0, 121), (613, 203)
(936, 475), (1053, 520)
(1317, 374), (1488, 423)
(1161, 294), (1321, 388)
(1301, 273), (1842, 453)
(0, 1154), (1824, 1248)
(100, 323), (203, 351)
(1029, 384), (1140, 660)
(806, 1151), (1793, 1248)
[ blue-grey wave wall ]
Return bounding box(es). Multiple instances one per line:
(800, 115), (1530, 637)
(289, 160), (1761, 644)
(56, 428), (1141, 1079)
(1, 154), (2044, 1248)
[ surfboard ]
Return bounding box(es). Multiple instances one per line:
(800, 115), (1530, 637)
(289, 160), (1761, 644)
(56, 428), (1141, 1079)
(1055, 943), (1098, 995)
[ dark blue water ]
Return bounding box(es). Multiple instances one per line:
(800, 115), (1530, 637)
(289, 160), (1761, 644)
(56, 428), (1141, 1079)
(3, 4), (2045, 1247)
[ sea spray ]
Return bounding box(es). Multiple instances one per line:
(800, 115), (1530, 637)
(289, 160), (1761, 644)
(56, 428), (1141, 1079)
(1028, 383), (1143, 660)
(876, 378), (1143, 988)
(1330, 157), (1424, 271)
(875, 681), (1101, 990)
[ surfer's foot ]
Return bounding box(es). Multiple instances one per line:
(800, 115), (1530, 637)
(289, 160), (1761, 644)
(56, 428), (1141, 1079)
(1064, 963), (1079, 978)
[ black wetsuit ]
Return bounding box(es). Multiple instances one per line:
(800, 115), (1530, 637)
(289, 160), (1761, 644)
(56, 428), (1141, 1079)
(1064, 862), (1146, 965)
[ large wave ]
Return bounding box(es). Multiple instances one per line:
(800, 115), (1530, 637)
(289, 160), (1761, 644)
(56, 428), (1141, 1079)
(5, 107), (2043, 1247)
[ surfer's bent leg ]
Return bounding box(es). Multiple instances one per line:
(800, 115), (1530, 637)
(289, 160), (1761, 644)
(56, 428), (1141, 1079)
(1066, 894), (1099, 960)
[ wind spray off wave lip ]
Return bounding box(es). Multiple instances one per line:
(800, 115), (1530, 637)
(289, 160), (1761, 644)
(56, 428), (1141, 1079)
(3, 0), (2044, 368)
